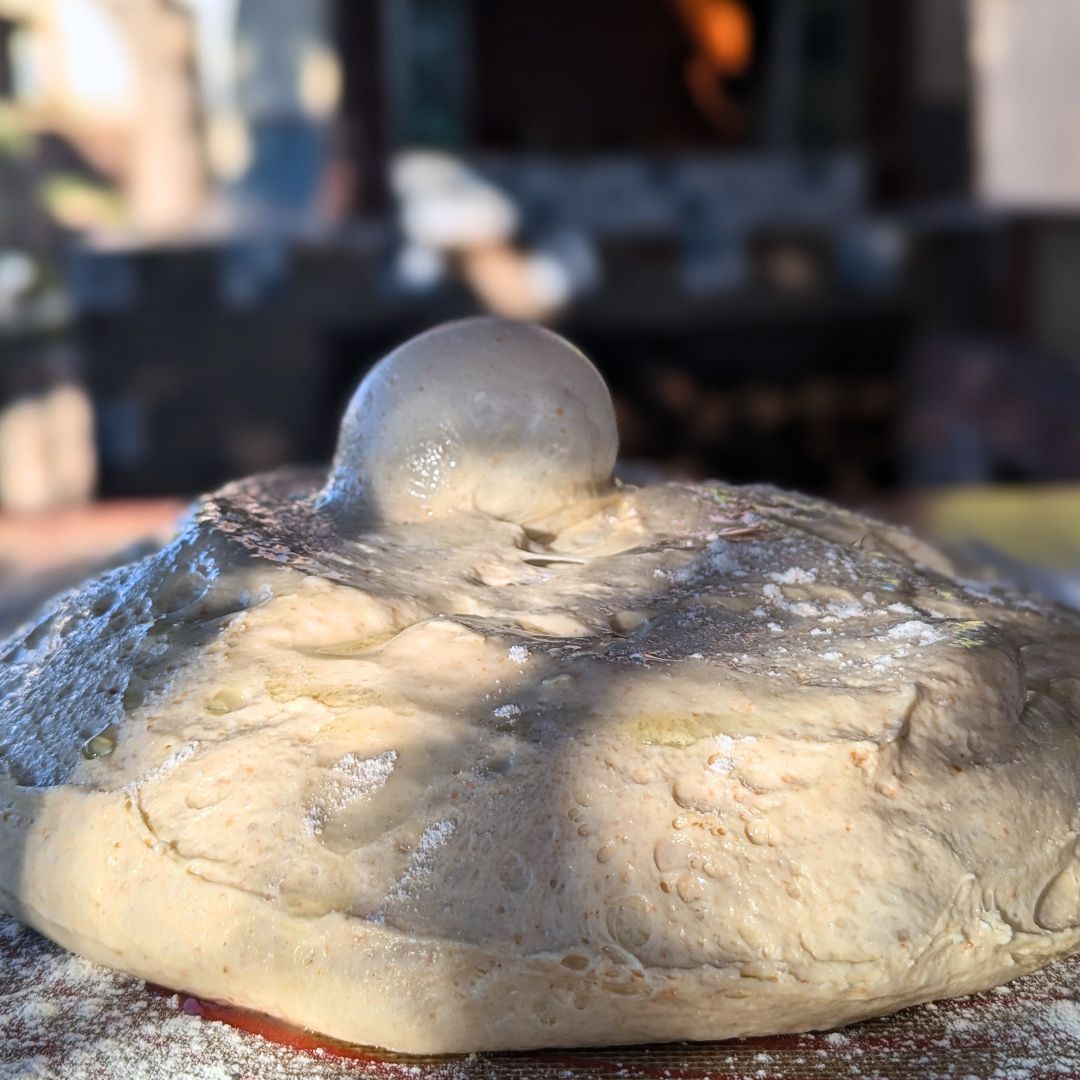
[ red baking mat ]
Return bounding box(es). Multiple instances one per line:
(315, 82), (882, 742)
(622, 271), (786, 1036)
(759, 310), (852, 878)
(3, 913), (1080, 1080)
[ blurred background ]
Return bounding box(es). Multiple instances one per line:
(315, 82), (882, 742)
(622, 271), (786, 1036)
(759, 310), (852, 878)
(2, 0), (1080, 612)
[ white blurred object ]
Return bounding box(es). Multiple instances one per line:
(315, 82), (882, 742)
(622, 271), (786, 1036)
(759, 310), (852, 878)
(392, 151), (519, 250)
(392, 151), (599, 319)
(205, 110), (251, 180)
(0, 382), (96, 513)
(297, 40), (341, 119)
(970, 0), (1080, 208)
(0, 397), (52, 513)
(58, 0), (135, 115)
(41, 382), (96, 505)
(394, 242), (447, 292)
(0, 252), (37, 320)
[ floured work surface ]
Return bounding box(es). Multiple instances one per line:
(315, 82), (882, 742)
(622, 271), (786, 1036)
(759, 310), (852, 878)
(3, 914), (1080, 1080)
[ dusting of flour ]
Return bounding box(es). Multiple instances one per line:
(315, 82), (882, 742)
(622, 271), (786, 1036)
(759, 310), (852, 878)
(305, 750), (397, 837)
(4, 911), (1080, 1079)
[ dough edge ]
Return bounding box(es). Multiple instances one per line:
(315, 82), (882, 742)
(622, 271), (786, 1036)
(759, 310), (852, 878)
(3, 782), (1076, 1054)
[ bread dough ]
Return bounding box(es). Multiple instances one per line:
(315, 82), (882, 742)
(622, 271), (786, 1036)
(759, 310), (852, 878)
(3, 318), (1080, 1054)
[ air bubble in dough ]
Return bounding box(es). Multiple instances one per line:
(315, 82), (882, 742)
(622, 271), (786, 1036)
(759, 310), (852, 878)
(320, 316), (618, 523)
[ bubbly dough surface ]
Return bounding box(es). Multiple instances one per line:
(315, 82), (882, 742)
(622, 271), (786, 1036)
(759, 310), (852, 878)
(4, 320), (1080, 1053)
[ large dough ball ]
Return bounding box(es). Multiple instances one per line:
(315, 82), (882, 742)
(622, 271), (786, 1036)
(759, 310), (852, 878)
(3, 322), (1080, 1053)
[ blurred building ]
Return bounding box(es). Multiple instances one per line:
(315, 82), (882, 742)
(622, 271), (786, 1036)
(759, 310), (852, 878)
(0, 0), (1077, 508)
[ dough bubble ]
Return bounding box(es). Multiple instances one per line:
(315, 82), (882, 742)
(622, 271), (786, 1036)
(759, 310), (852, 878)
(320, 317), (618, 523)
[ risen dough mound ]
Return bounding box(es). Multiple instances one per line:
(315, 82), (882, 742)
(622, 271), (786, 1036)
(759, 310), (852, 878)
(4, 323), (1080, 1054)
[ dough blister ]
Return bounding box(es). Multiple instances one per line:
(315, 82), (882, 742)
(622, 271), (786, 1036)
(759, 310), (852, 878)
(321, 316), (618, 524)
